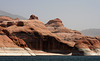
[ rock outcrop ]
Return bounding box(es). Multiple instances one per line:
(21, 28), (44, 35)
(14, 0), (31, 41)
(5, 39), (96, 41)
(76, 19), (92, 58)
(29, 15), (38, 20)
(0, 15), (100, 56)
(46, 18), (100, 56)
(0, 15), (75, 55)
(45, 18), (82, 41)
(45, 18), (71, 33)
(0, 29), (18, 47)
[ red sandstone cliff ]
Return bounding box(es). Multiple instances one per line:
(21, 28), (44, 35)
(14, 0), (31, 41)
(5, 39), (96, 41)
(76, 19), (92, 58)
(0, 15), (100, 56)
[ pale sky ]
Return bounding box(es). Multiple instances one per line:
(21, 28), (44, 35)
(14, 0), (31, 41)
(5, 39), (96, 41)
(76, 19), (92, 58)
(0, 0), (100, 31)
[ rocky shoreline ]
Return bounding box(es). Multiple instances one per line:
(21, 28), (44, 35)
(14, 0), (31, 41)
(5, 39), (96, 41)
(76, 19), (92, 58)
(0, 15), (100, 56)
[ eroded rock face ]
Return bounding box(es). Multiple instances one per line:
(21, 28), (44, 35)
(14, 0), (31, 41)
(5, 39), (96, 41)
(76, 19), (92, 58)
(74, 37), (100, 56)
(0, 15), (100, 56)
(45, 18), (83, 41)
(0, 17), (75, 54)
(0, 27), (18, 47)
(46, 18), (100, 56)
(9, 36), (27, 47)
(11, 20), (74, 52)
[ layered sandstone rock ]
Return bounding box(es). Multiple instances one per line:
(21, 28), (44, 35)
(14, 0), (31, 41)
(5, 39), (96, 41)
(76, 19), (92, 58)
(0, 27), (35, 56)
(46, 18), (100, 56)
(0, 15), (100, 56)
(0, 15), (75, 55)
(4, 20), (74, 52)
(45, 18), (83, 42)
(74, 37), (100, 55)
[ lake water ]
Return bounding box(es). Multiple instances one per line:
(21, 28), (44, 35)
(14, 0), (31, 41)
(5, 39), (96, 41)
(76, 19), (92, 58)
(0, 56), (99, 61)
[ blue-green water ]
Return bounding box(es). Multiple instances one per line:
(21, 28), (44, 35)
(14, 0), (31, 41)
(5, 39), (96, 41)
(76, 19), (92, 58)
(0, 56), (100, 61)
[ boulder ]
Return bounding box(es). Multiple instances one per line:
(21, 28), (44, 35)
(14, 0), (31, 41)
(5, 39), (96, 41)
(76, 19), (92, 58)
(29, 15), (38, 20)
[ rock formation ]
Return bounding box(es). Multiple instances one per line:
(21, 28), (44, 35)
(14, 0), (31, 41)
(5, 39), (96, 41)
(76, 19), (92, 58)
(46, 18), (100, 56)
(0, 28), (18, 47)
(45, 18), (71, 33)
(29, 15), (38, 20)
(0, 15), (99, 56)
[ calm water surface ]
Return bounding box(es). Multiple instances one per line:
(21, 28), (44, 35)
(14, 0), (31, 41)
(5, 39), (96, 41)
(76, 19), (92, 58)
(0, 56), (99, 61)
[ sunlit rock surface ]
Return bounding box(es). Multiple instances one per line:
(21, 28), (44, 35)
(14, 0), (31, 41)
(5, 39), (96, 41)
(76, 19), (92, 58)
(0, 15), (99, 56)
